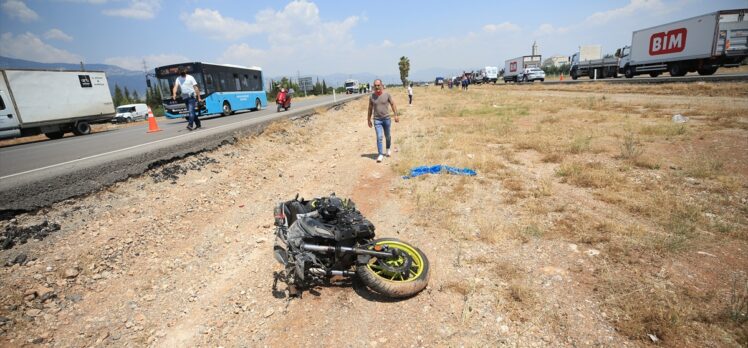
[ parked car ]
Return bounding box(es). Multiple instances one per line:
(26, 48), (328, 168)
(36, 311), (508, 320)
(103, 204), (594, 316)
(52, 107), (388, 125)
(519, 67), (545, 82)
(113, 103), (148, 123)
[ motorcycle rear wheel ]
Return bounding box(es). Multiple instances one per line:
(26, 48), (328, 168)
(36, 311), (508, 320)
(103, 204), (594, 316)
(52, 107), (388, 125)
(357, 238), (429, 298)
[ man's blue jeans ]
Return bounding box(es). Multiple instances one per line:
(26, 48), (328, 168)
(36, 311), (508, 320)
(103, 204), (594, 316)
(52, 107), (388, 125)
(374, 117), (391, 155)
(185, 96), (201, 128)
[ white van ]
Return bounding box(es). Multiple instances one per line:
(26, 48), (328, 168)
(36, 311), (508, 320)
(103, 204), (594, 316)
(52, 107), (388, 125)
(113, 103), (148, 123)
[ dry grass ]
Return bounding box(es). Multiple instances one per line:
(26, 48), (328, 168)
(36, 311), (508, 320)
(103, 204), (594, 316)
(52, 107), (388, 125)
(555, 161), (620, 188)
(392, 81), (748, 346)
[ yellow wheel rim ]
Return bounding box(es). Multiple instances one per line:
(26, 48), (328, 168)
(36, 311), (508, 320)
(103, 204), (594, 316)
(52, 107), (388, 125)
(367, 241), (424, 282)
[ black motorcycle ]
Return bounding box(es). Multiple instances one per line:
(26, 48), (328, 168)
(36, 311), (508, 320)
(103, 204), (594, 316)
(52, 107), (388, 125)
(272, 194), (430, 298)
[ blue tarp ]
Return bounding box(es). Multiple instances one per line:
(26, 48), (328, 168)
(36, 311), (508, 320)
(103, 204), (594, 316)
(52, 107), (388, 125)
(403, 165), (477, 179)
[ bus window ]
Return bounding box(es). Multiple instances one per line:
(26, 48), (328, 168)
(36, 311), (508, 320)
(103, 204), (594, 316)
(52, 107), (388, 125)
(242, 75), (249, 89)
(250, 73), (262, 91)
(233, 74), (241, 91)
(159, 78), (174, 98)
(219, 73), (228, 91)
(203, 74), (215, 94)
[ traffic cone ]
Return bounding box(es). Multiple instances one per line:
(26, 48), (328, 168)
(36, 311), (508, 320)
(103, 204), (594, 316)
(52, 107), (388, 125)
(560, 73), (564, 81)
(146, 107), (161, 133)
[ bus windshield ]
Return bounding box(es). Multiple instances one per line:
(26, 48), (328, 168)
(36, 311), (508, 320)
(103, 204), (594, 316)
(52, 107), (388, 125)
(158, 73), (205, 99)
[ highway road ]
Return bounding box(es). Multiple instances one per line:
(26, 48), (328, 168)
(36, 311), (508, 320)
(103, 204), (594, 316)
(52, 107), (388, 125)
(0, 93), (361, 212)
(540, 72), (748, 84)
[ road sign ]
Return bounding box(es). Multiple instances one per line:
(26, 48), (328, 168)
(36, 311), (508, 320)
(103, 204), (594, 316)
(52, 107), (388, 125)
(299, 77), (313, 92)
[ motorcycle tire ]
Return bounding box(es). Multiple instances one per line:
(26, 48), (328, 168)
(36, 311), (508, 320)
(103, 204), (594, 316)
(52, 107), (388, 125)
(357, 238), (430, 298)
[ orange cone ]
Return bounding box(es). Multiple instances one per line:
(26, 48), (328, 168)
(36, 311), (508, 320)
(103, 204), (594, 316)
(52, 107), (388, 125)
(146, 107), (162, 133)
(560, 73), (564, 81)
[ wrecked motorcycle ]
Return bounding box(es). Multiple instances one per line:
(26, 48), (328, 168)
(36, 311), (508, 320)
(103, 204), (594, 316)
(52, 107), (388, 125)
(272, 194), (429, 298)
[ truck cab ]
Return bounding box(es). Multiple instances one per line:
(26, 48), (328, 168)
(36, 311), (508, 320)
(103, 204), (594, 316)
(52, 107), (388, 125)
(0, 83), (20, 139)
(344, 79), (359, 94)
(616, 46), (635, 77)
(482, 67), (498, 83)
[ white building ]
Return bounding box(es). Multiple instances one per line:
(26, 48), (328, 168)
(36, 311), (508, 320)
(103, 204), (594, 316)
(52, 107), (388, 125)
(542, 55), (570, 68)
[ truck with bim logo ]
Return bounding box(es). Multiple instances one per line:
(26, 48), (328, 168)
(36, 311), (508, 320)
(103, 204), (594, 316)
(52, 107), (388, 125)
(503, 55), (542, 83)
(617, 9), (747, 78)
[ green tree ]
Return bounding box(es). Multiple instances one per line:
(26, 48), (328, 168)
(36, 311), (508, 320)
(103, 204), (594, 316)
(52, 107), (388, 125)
(132, 90), (141, 103)
(542, 64), (570, 76)
(398, 56), (410, 87)
(268, 77), (300, 100)
(313, 77), (322, 96)
(322, 80), (327, 95)
(123, 86), (132, 104)
(113, 84), (124, 107)
(147, 79), (164, 107)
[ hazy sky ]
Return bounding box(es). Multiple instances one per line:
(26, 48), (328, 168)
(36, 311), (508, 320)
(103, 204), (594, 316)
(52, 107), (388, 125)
(0, 0), (745, 77)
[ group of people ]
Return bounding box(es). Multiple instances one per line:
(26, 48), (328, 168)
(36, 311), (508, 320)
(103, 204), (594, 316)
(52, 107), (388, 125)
(444, 75), (470, 90)
(359, 83), (371, 94)
(172, 68), (404, 164)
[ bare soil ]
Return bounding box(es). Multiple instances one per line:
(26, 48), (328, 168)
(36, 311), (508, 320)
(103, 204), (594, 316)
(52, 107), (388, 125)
(1, 82), (747, 347)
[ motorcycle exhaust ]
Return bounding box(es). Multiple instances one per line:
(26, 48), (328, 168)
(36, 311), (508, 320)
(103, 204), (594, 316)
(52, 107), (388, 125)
(301, 243), (395, 259)
(309, 268), (355, 277)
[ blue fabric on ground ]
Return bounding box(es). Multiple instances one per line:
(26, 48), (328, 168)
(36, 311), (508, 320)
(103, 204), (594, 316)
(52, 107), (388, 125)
(403, 165), (477, 179)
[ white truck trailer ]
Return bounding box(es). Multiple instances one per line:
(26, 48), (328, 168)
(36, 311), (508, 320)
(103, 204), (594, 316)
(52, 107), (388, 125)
(569, 45), (620, 80)
(0, 69), (115, 140)
(503, 55), (542, 82)
(618, 9), (748, 78)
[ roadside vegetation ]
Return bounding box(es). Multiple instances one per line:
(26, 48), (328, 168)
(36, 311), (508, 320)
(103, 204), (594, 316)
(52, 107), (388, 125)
(390, 82), (748, 346)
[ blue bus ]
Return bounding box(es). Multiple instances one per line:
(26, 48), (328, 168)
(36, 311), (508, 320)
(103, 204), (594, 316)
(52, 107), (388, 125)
(155, 62), (268, 119)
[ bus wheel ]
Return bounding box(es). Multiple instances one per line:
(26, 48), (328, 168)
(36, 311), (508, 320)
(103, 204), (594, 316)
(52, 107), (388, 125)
(222, 101), (232, 116)
(72, 121), (91, 136)
(254, 98), (262, 111)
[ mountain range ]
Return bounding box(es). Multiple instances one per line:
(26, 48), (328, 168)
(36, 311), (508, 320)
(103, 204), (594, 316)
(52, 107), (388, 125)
(0, 56), (149, 97)
(0, 56), (474, 96)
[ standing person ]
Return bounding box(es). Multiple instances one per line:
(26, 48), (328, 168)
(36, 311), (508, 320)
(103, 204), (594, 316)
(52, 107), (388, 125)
(407, 83), (413, 106)
(367, 79), (399, 163)
(172, 67), (202, 130)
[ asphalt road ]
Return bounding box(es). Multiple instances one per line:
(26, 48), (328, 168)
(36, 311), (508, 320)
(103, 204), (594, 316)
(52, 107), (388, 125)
(0, 93), (362, 213)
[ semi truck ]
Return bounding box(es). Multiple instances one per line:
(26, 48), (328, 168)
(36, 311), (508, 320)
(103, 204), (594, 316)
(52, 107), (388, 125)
(503, 55), (542, 82)
(344, 79), (359, 94)
(618, 9), (748, 78)
(569, 45), (620, 80)
(0, 69), (115, 140)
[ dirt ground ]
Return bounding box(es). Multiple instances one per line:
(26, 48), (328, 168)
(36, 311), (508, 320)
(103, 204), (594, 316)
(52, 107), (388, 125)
(1, 82), (747, 347)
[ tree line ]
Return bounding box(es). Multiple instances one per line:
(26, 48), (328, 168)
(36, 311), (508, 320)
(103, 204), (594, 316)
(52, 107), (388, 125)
(111, 83), (162, 103)
(267, 77), (334, 100)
